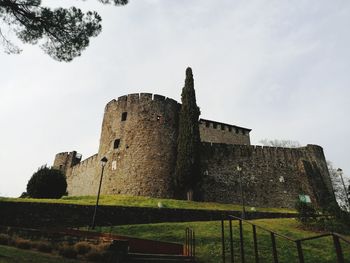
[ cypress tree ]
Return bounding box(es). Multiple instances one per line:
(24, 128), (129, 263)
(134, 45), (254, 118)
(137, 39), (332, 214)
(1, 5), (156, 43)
(175, 67), (201, 200)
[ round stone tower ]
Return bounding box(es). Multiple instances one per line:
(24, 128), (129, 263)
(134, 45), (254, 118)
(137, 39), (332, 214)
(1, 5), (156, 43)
(97, 93), (180, 198)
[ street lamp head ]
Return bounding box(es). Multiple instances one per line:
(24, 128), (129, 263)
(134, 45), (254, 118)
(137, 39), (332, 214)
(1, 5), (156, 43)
(337, 168), (343, 175)
(100, 157), (108, 166)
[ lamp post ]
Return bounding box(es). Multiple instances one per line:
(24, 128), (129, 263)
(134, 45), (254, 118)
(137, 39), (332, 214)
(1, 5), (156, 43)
(236, 164), (246, 219)
(337, 168), (350, 210)
(91, 156), (108, 229)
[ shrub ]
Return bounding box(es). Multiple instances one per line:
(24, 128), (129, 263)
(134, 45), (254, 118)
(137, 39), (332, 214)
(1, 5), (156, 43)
(74, 241), (91, 255)
(19, 192), (29, 198)
(295, 200), (317, 223)
(59, 244), (77, 259)
(85, 249), (104, 262)
(0, 234), (10, 245)
(14, 238), (31, 249)
(27, 166), (67, 198)
(35, 241), (53, 253)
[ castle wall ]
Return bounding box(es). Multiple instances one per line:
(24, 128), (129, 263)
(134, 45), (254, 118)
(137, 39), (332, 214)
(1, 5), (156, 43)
(67, 154), (99, 196)
(55, 92), (334, 209)
(94, 93), (180, 198)
(201, 143), (333, 208)
(53, 151), (81, 175)
(199, 119), (251, 145)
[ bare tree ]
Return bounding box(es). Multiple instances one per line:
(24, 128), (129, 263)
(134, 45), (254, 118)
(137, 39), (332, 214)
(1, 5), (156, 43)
(259, 138), (301, 148)
(328, 161), (350, 212)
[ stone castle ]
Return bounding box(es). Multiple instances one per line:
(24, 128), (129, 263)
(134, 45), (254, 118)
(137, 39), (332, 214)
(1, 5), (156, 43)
(52, 89), (333, 208)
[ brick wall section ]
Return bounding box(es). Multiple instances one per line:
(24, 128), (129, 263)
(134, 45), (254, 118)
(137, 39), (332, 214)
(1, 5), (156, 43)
(201, 143), (333, 208)
(0, 201), (296, 228)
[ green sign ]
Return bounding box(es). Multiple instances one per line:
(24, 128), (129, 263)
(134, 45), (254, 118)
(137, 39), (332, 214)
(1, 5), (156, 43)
(299, 195), (311, 203)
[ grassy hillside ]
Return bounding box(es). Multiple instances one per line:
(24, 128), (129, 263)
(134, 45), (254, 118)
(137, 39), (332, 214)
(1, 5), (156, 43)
(0, 195), (296, 213)
(0, 245), (81, 263)
(95, 218), (350, 263)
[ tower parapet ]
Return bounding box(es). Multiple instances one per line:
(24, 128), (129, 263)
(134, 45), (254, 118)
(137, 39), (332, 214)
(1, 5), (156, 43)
(53, 151), (81, 175)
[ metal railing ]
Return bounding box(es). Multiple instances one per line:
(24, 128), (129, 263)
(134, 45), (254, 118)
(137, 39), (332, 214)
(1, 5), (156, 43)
(221, 215), (350, 263)
(185, 227), (195, 258)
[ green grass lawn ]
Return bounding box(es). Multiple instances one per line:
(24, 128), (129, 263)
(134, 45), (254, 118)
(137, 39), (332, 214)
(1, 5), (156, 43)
(94, 218), (350, 263)
(0, 245), (81, 263)
(0, 195), (296, 213)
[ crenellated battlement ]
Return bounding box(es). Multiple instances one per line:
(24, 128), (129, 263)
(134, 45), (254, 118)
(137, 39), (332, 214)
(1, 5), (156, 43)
(71, 154), (98, 173)
(55, 152), (69, 156)
(200, 118), (251, 134)
(72, 154), (98, 168)
(201, 142), (321, 162)
(105, 93), (180, 112)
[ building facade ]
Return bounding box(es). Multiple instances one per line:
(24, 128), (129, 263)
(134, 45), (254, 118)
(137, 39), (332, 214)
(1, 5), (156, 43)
(53, 93), (333, 208)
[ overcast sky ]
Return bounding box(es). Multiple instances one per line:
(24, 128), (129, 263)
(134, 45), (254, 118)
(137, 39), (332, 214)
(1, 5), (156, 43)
(1, 0), (349, 197)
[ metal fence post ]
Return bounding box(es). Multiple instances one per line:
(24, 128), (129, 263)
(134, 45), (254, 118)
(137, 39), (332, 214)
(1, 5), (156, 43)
(252, 225), (259, 263)
(221, 219), (226, 263)
(333, 234), (344, 263)
(229, 219), (234, 263)
(239, 219), (245, 263)
(296, 240), (304, 263)
(270, 232), (278, 263)
(193, 231), (196, 258)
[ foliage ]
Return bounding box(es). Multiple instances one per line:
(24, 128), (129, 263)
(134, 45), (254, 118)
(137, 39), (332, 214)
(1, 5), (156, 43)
(295, 200), (317, 223)
(259, 138), (301, 148)
(0, 233), (10, 245)
(34, 241), (52, 253)
(58, 244), (77, 259)
(0, 244), (82, 263)
(19, 192), (29, 198)
(74, 241), (91, 255)
(13, 238), (32, 249)
(26, 166), (67, 199)
(85, 249), (104, 262)
(0, 0), (128, 61)
(175, 67), (201, 199)
(295, 197), (350, 234)
(328, 161), (350, 212)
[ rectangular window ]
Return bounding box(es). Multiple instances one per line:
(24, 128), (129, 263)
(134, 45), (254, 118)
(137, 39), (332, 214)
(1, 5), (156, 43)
(121, 112), (127, 121)
(221, 124), (225, 130)
(205, 121), (210, 128)
(228, 126), (232, 132)
(213, 123), (217, 129)
(114, 139), (120, 149)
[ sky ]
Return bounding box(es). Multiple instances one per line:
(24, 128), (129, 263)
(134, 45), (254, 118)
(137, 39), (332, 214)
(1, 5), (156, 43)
(0, 0), (349, 197)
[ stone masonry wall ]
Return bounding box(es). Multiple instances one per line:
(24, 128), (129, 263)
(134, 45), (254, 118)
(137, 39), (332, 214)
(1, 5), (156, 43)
(53, 151), (81, 175)
(67, 154), (99, 196)
(55, 92), (334, 209)
(199, 119), (251, 145)
(201, 143), (333, 208)
(93, 93), (180, 198)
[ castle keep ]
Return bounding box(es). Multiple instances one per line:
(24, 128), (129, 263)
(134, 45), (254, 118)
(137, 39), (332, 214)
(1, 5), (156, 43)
(53, 93), (333, 208)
